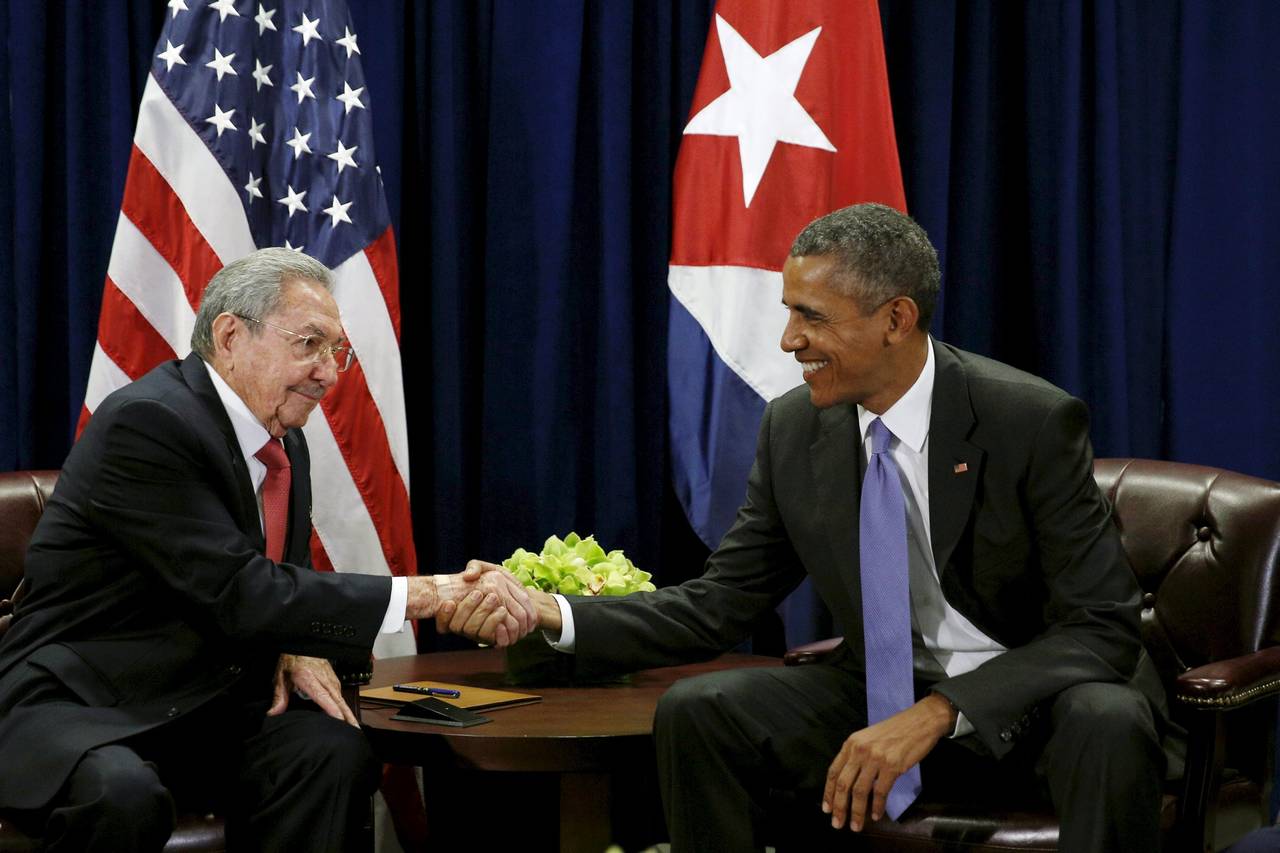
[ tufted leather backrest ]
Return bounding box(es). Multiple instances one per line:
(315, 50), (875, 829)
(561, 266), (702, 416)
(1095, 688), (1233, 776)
(1093, 459), (1280, 690)
(0, 471), (58, 635)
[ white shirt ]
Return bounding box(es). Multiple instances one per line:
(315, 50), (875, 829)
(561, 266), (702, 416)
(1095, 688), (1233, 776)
(202, 360), (407, 634)
(548, 338), (1006, 734)
(858, 338), (1005, 734)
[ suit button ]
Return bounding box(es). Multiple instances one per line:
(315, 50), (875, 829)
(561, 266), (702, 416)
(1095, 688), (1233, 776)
(999, 729), (1012, 742)
(167, 707), (180, 718)
(228, 665), (242, 676)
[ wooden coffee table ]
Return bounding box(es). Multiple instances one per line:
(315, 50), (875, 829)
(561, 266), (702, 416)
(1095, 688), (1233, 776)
(361, 648), (780, 851)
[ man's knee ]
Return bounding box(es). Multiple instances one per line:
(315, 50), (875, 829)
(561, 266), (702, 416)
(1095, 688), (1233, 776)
(73, 745), (171, 813)
(1048, 682), (1163, 777)
(336, 723), (380, 793)
(276, 714), (379, 793)
(49, 745), (175, 847)
(655, 669), (761, 740)
(1053, 683), (1156, 742)
(313, 719), (379, 792)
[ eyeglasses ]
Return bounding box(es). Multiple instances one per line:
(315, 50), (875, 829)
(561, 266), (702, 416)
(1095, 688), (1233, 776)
(235, 314), (355, 372)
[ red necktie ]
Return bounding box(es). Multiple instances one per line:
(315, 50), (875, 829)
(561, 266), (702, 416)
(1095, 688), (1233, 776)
(254, 439), (292, 563)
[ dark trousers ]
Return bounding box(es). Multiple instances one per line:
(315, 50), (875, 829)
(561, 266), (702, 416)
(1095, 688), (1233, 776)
(654, 652), (1164, 853)
(27, 693), (379, 853)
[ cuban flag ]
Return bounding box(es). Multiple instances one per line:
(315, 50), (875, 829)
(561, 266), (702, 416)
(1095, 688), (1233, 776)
(669, 0), (907, 550)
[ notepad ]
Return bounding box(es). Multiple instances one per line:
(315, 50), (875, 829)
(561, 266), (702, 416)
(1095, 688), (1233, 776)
(359, 680), (541, 712)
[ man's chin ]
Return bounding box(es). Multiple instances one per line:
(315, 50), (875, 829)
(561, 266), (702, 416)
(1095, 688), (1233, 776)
(806, 387), (834, 409)
(277, 402), (321, 432)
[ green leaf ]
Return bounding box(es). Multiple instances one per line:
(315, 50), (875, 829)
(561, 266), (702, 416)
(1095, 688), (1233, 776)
(504, 533), (656, 597)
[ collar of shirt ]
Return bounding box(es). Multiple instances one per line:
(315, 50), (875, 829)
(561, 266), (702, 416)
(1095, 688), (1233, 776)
(201, 358), (272, 494)
(857, 335), (935, 451)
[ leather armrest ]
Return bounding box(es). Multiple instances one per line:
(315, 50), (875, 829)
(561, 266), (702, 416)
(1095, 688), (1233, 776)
(783, 637), (843, 667)
(1175, 645), (1280, 710)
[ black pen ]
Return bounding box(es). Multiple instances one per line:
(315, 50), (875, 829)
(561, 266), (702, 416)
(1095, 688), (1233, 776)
(393, 684), (461, 698)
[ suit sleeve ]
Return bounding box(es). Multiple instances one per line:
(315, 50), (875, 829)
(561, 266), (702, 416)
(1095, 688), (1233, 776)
(570, 399), (809, 678)
(932, 395), (1143, 758)
(85, 396), (391, 660)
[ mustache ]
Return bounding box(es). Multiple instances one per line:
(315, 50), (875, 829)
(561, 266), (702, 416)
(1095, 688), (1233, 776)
(289, 384), (327, 401)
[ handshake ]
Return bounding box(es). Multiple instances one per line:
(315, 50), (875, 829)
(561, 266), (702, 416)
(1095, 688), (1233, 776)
(405, 562), (561, 647)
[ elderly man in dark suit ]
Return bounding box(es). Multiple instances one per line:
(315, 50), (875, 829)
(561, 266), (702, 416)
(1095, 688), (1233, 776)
(505, 204), (1164, 852)
(0, 248), (537, 852)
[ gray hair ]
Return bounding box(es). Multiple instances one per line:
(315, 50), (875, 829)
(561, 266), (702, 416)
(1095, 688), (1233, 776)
(190, 248), (334, 359)
(790, 203), (941, 329)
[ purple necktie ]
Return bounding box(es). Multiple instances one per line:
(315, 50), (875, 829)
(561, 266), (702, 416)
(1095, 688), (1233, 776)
(860, 418), (922, 819)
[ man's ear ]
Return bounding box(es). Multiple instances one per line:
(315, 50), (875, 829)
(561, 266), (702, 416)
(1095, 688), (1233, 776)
(210, 312), (241, 367)
(884, 297), (920, 342)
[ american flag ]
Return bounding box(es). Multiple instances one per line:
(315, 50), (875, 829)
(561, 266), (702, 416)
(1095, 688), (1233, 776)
(81, 0), (417, 660)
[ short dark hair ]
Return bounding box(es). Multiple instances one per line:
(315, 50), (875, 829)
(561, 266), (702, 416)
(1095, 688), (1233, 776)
(789, 203), (940, 329)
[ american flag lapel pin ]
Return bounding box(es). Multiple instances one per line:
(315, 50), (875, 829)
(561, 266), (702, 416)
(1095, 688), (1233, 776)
(953, 462), (969, 474)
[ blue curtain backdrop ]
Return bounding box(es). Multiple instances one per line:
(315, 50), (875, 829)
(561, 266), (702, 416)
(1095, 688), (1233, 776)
(4, 1), (1280, 653)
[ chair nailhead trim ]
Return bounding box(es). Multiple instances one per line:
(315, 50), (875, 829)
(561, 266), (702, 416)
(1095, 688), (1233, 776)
(1177, 675), (1280, 709)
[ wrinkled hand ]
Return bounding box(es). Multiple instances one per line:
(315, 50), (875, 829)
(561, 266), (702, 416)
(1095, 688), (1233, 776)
(268, 653), (359, 728)
(823, 694), (954, 831)
(433, 561), (538, 648)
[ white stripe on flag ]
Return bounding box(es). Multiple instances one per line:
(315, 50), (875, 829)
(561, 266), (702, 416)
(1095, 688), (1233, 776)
(302, 411), (393, 578)
(133, 74), (257, 263)
(84, 343), (134, 412)
(106, 213), (196, 356)
(331, 252), (411, 488)
(668, 264), (802, 401)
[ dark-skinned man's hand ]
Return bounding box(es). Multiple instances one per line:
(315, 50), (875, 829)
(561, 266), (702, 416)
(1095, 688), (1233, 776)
(822, 692), (956, 831)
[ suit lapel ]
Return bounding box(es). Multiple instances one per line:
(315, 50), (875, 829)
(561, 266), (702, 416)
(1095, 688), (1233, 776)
(179, 353), (265, 548)
(928, 343), (984, 577)
(282, 430), (311, 565)
(810, 403), (863, 614)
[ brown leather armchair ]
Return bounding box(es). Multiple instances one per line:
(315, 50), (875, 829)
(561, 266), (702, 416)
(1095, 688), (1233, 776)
(777, 459), (1280, 852)
(0, 470), (369, 851)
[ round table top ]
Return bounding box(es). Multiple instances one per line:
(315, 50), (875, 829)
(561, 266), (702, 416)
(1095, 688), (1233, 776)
(361, 648), (780, 772)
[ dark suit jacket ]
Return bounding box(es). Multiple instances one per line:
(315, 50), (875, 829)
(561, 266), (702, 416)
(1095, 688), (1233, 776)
(0, 353), (392, 810)
(570, 341), (1151, 758)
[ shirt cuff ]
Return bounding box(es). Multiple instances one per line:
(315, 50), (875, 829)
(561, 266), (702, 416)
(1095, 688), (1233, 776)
(952, 711), (974, 738)
(380, 577), (408, 634)
(545, 594), (576, 652)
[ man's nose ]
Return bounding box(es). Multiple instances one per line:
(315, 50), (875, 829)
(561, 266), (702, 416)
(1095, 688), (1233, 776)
(780, 319), (804, 353)
(313, 354), (340, 386)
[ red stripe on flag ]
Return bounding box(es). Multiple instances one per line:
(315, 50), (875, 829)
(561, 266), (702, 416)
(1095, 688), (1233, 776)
(75, 405), (92, 440)
(97, 278), (179, 380)
(119, 146), (224, 311)
(321, 366), (418, 578)
(363, 226), (402, 342)
(309, 529), (336, 573)
(313, 525), (420, 639)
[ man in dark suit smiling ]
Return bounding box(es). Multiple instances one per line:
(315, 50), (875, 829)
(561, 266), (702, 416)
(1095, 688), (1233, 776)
(514, 204), (1164, 852)
(0, 248), (536, 852)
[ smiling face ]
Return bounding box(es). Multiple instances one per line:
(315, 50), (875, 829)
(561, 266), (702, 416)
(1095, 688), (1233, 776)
(217, 277), (344, 437)
(780, 254), (906, 412)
